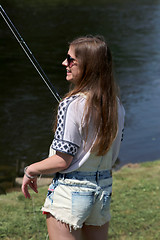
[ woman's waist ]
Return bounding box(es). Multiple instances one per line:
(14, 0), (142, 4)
(56, 169), (112, 182)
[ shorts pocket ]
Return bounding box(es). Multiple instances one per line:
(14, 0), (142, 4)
(47, 180), (58, 204)
(72, 191), (94, 219)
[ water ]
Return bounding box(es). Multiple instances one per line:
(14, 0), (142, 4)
(0, 0), (160, 175)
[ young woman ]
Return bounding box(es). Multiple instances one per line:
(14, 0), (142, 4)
(22, 35), (125, 240)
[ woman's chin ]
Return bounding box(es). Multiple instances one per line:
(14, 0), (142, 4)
(66, 76), (74, 84)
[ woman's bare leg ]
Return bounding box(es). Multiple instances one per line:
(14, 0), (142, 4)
(46, 213), (82, 240)
(82, 222), (109, 240)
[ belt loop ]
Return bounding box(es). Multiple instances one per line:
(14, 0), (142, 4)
(62, 173), (66, 180)
(96, 171), (100, 184)
(55, 172), (59, 179)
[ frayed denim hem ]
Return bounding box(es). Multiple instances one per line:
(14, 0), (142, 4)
(41, 208), (82, 232)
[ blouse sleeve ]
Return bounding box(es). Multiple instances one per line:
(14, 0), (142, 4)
(51, 96), (82, 156)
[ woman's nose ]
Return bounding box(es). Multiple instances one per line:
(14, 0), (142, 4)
(62, 58), (68, 66)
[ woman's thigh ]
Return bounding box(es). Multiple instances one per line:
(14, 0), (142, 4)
(82, 222), (109, 240)
(46, 214), (82, 240)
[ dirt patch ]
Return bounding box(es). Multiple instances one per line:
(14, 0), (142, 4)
(122, 163), (140, 169)
(15, 177), (52, 187)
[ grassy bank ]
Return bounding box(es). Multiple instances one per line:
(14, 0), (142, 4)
(0, 160), (160, 240)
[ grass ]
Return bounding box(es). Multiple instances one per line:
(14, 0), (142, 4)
(0, 160), (160, 239)
(110, 160), (160, 239)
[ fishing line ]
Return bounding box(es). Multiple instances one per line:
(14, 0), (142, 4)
(0, 5), (61, 103)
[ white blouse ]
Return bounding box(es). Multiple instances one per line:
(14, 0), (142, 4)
(49, 94), (125, 173)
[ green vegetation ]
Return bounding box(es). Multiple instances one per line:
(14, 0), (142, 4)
(0, 160), (160, 239)
(0, 165), (17, 195)
(110, 160), (160, 239)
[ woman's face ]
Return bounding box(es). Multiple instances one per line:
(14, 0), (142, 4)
(62, 46), (81, 85)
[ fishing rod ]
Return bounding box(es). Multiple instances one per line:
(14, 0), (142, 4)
(0, 5), (61, 103)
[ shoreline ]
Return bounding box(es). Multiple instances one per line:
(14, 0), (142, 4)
(3, 159), (160, 194)
(15, 162), (141, 186)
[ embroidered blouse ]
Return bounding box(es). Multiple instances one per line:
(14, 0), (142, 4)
(49, 94), (125, 173)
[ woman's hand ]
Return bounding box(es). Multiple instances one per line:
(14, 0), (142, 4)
(21, 151), (73, 198)
(22, 175), (38, 199)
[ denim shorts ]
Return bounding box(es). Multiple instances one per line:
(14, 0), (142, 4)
(41, 170), (112, 230)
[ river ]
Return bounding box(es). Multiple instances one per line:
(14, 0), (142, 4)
(0, 0), (160, 176)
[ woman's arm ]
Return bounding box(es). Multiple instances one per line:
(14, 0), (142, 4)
(22, 151), (73, 199)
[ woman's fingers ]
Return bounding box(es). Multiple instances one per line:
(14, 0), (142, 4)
(21, 176), (38, 199)
(28, 179), (38, 193)
(22, 183), (31, 199)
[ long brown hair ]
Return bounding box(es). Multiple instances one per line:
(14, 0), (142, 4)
(65, 35), (118, 156)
